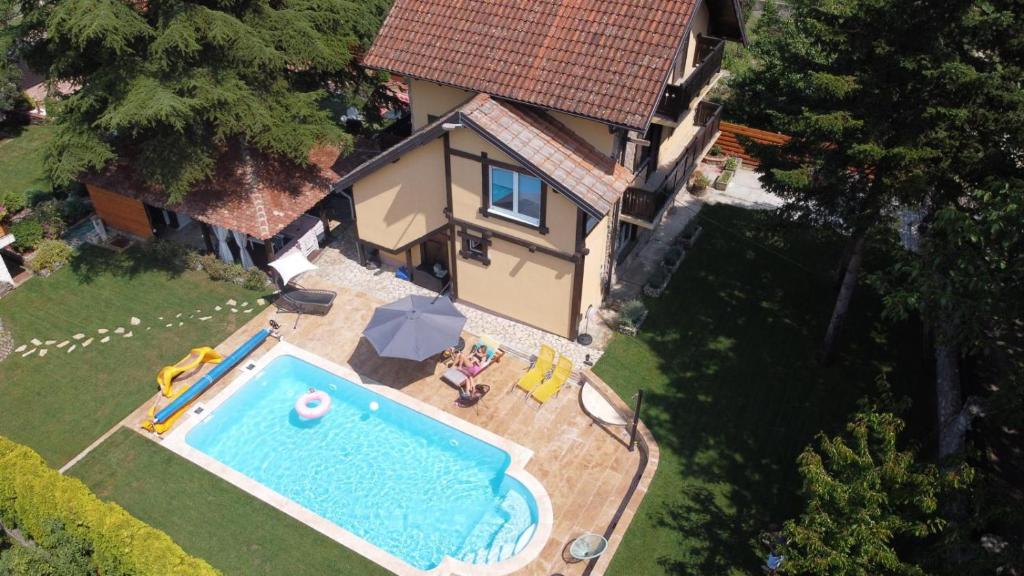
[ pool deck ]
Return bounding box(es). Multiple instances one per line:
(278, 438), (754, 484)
(123, 277), (655, 576)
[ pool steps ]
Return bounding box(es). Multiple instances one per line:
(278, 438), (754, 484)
(458, 489), (537, 564)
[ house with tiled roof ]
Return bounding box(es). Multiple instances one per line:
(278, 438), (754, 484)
(335, 0), (746, 339)
(84, 145), (343, 269)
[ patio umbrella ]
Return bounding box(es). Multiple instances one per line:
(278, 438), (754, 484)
(363, 295), (466, 361)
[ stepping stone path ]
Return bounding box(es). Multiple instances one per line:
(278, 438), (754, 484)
(114, 327), (125, 334)
(39, 349), (47, 357)
(100, 336), (110, 343)
(67, 345), (76, 353)
(31, 338), (42, 346)
(15, 344), (26, 353)
(82, 338), (93, 347)
(130, 317), (141, 325)
(97, 328), (108, 334)
(214, 306), (222, 311)
(73, 333), (85, 340)
(45, 340), (56, 345)
(243, 309), (253, 314)
(57, 341), (69, 348)
(123, 331), (133, 338)
(176, 313), (182, 318)
(231, 308), (238, 313)
(178, 322), (184, 327)
(23, 348), (36, 357)
(257, 298), (266, 306)
(166, 323), (173, 328)
(226, 299), (237, 306)
(199, 316), (212, 321)
(241, 302), (249, 307)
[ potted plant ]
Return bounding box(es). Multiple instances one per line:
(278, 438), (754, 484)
(615, 299), (649, 336)
(643, 267), (672, 298)
(677, 218), (704, 248)
(705, 145), (727, 165)
(662, 246), (685, 271)
(690, 171), (710, 195)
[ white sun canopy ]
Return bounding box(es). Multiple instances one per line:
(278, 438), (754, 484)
(268, 249), (318, 286)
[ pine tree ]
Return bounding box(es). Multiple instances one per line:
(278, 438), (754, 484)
(0, 0), (21, 120)
(15, 0), (389, 201)
(730, 0), (968, 363)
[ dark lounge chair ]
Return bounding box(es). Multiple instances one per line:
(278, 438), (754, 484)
(275, 285), (336, 326)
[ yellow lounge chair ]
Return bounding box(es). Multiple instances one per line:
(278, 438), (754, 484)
(530, 356), (573, 404)
(514, 344), (556, 394)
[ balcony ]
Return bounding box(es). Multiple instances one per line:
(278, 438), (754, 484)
(654, 36), (725, 123)
(621, 101), (722, 226)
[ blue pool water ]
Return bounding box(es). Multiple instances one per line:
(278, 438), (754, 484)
(185, 355), (538, 570)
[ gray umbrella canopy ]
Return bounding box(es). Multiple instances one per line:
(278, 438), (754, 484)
(362, 295), (467, 361)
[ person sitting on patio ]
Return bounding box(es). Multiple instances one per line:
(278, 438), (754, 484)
(450, 344), (487, 371)
(456, 382), (490, 408)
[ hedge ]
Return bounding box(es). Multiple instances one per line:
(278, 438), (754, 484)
(0, 436), (220, 576)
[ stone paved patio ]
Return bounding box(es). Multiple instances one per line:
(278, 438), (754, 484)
(127, 280), (652, 576)
(310, 227), (612, 368)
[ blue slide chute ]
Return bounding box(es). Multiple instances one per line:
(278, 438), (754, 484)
(152, 329), (271, 425)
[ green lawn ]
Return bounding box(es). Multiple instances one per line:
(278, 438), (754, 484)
(595, 205), (924, 575)
(0, 244), (268, 466)
(69, 429), (388, 576)
(0, 124), (55, 199)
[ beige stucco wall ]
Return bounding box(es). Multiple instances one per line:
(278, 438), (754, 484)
(351, 137), (447, 251)
(685, 3), (712, 72)
(549, 112), (616, 156)
(580, 216), (610, 317)
(409, 79), (474, 130)
(449, 128), (579, 253)
(456, 237), (575, 337)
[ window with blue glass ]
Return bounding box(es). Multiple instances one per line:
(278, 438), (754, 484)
(489, 167), (542, 226)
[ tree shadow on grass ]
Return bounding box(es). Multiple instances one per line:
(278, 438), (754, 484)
(599, 205), (923, 575)
(69, 244), (188, 284)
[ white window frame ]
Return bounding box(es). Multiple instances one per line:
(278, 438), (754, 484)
(488, 166), (541, 226)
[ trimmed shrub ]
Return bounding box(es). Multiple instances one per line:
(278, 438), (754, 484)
(0, 436), (219, 576)
(709, 145), (723, 156)
(141, 238), (194, 269)
(62, 195), (93, 224)
(243, 268), (269, 291)
(0, 190), (29, 216)
(34, 200), (67, 239)
(10, 218), (44, 252)
(724, 157), (739, 172)
(26, 240), (73, 274)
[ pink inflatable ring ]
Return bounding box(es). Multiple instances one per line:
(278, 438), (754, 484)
(295, 389), (331, 419)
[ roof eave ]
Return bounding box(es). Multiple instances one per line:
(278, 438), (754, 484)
(362, 64), (647, 133)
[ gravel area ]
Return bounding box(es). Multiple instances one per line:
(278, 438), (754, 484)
(310, 226), (607, 368)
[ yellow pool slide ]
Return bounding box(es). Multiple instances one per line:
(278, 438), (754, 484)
(157, 347), (223, 397)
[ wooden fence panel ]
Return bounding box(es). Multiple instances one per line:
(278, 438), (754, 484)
(718, 122), (789, 168)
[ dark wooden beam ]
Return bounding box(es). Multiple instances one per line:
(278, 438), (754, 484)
(568, 209), (587, 341)
(443, 133), (459, 300)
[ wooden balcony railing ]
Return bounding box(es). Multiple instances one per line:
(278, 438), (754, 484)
(655, 36), (725, 121)
(622, 101), (723, 223)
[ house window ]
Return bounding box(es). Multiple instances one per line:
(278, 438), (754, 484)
(459, 230), (490, 265)
(489, 167), (542, 226)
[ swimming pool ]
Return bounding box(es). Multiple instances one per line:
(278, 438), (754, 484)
(173, 345), (549, 574)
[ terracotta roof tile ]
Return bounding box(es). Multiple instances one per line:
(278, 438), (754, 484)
(84, 147), (341, 240)
(460, 94), (632, 216)
(364, 0), (697, 130)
